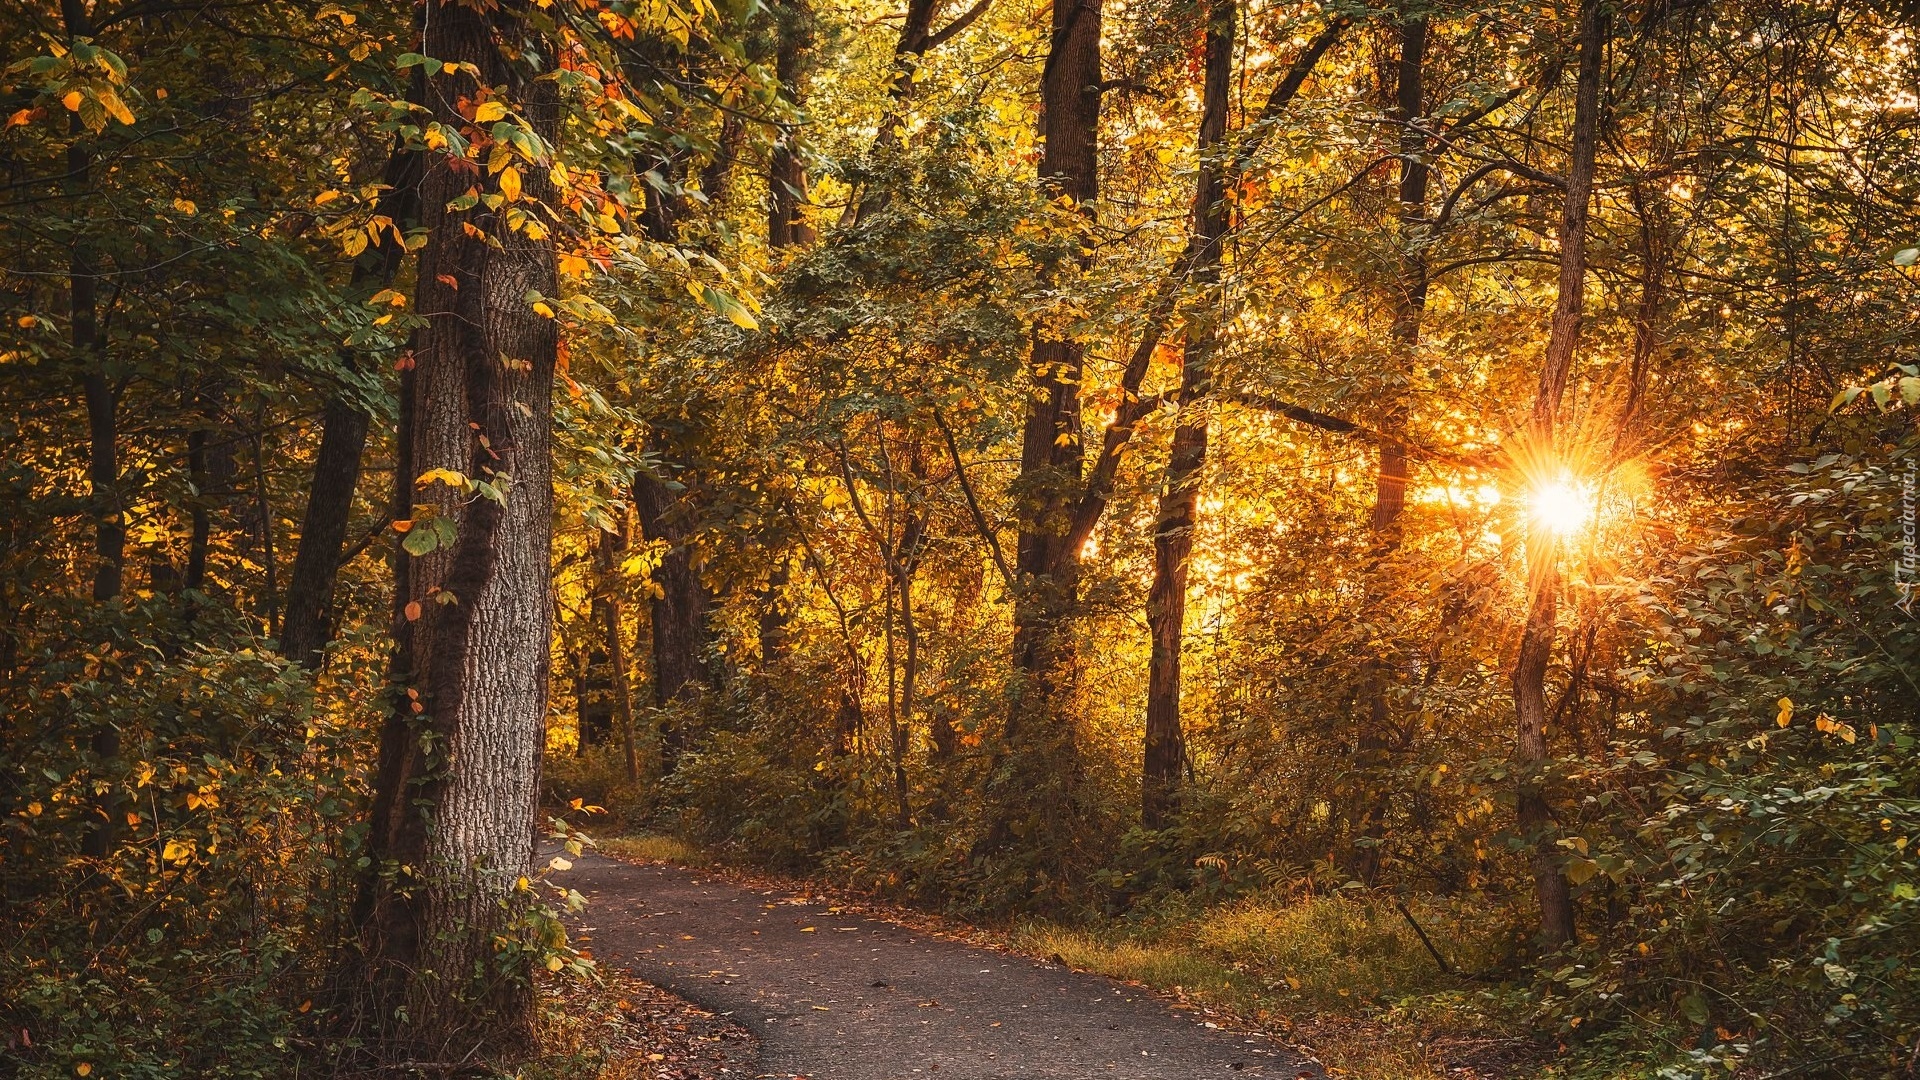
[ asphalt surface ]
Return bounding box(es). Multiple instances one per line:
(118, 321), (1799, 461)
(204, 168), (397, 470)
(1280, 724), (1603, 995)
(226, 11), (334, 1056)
(560, 852), (1322, 1080)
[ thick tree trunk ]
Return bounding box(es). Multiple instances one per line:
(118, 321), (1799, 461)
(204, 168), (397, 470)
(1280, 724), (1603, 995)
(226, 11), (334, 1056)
(358, 0), (558, 1054)
(281, 147), (422, 670)
(984, 0), (1101, 866)
(1141, 0), (1233, 829)
(1511, 0), (1604, 948)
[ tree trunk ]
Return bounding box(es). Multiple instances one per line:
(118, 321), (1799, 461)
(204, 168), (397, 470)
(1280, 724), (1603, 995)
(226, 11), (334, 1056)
(634, 465), (710, 772)
(597, 513), (641, 782)
(358, 0), (559, 1054)
(185, 427), (210, 591)
(281, 147), (422, 670)
(992, 0), (1102, 854)
(1351, 12), (1430, 884)
(62, 0), (124, 864)
(1141, 0), (1233, 829)
(767, 0), (816, 248)
(1511, 0), (1604, 948)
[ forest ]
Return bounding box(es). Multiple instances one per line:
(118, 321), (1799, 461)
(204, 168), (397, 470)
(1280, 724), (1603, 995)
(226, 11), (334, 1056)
(2, 0), (1918, 1076)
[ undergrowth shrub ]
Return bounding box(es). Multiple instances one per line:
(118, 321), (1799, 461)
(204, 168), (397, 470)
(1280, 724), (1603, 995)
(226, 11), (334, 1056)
(1, 601), (381, 1078)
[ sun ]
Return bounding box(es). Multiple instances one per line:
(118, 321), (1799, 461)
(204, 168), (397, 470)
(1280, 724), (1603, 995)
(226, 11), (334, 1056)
(1529, 472), (1597, 538)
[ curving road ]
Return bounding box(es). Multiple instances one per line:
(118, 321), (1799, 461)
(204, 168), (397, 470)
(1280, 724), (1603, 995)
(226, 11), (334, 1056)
(560, 852), (1322, 1080)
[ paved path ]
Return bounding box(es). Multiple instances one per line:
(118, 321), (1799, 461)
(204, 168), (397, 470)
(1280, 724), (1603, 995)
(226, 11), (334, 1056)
(561, 852), (1320, 1080)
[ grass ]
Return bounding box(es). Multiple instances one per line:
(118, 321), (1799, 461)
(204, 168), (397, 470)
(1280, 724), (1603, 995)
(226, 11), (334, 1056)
(1011, 891), (1538, 1079)
(596, 832), (703, 865)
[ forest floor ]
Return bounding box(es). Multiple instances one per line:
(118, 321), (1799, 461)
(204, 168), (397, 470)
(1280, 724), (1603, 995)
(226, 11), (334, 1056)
(558, 847), (1329, 1080)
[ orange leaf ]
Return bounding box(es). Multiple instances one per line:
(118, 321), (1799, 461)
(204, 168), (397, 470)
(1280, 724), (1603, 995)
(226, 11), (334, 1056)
(404, 601), (422, 621)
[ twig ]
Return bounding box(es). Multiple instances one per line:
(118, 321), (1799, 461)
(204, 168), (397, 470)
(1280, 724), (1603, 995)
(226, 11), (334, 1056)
(1393, 898), (1454, 974)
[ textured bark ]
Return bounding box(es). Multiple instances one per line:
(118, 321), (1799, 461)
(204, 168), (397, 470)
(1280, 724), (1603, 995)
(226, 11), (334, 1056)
(281, 147), (421, 671)
(1006, 0), (1101, 717)
(1511, 0), (1605, 948)
(1141, 0), (1233, 829)
(634, 465), (710, 771)
(985, 0), (1102, 865)
(359, 0), (558, 1054)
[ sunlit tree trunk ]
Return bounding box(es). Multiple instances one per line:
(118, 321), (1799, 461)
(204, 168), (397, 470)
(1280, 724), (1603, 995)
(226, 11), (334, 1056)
(597, 511), (641, 782)
(989, 0), (1101, 863)
(1141, 0), (1233, 829)
(281, 146), (421, 671)
(1512, 0), (1605, 948)
(358, 0), (558, 1053)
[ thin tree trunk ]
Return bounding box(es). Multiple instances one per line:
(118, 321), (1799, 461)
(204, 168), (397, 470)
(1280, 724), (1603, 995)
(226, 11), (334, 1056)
(186, 427), (210, 591)
(64, 0), (123, 864)
(767, 0), (816, 248)
(1141, 0), (1233, 829)
(634, 465), (710, 772)
(252, 421), (279, 635)
(1351, 12), (1431, 884)
(766, 5), (815, 244)
(847, 0), (991, 223)
(1512, 0), (1605, 948)
(598, 514), (641, 782)
(282, 147), (422, 670)
(358, 0), (559, 1053)
(891, 489), (925, 826)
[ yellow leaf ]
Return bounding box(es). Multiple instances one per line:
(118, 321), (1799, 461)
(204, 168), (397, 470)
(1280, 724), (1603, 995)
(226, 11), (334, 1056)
(100, 90), (134, 126)
(76, 1065), (92, 1077)
(172, 197), (196, 215)
(1775, 698), (1794, 727)
(531, 301), (555, 318)
(161, 839), (193, 863)
(557, 253), (590, 279)
(473, 101), (507, 123)
(499, 165), (522, 202)
(548, 856), (572, 871)
(546, 956), (564, 972)
(416, 468), (468, 489)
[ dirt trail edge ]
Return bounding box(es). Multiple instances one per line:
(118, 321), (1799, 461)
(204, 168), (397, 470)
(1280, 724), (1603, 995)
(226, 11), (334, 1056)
(559, 852), (1324, 1080)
